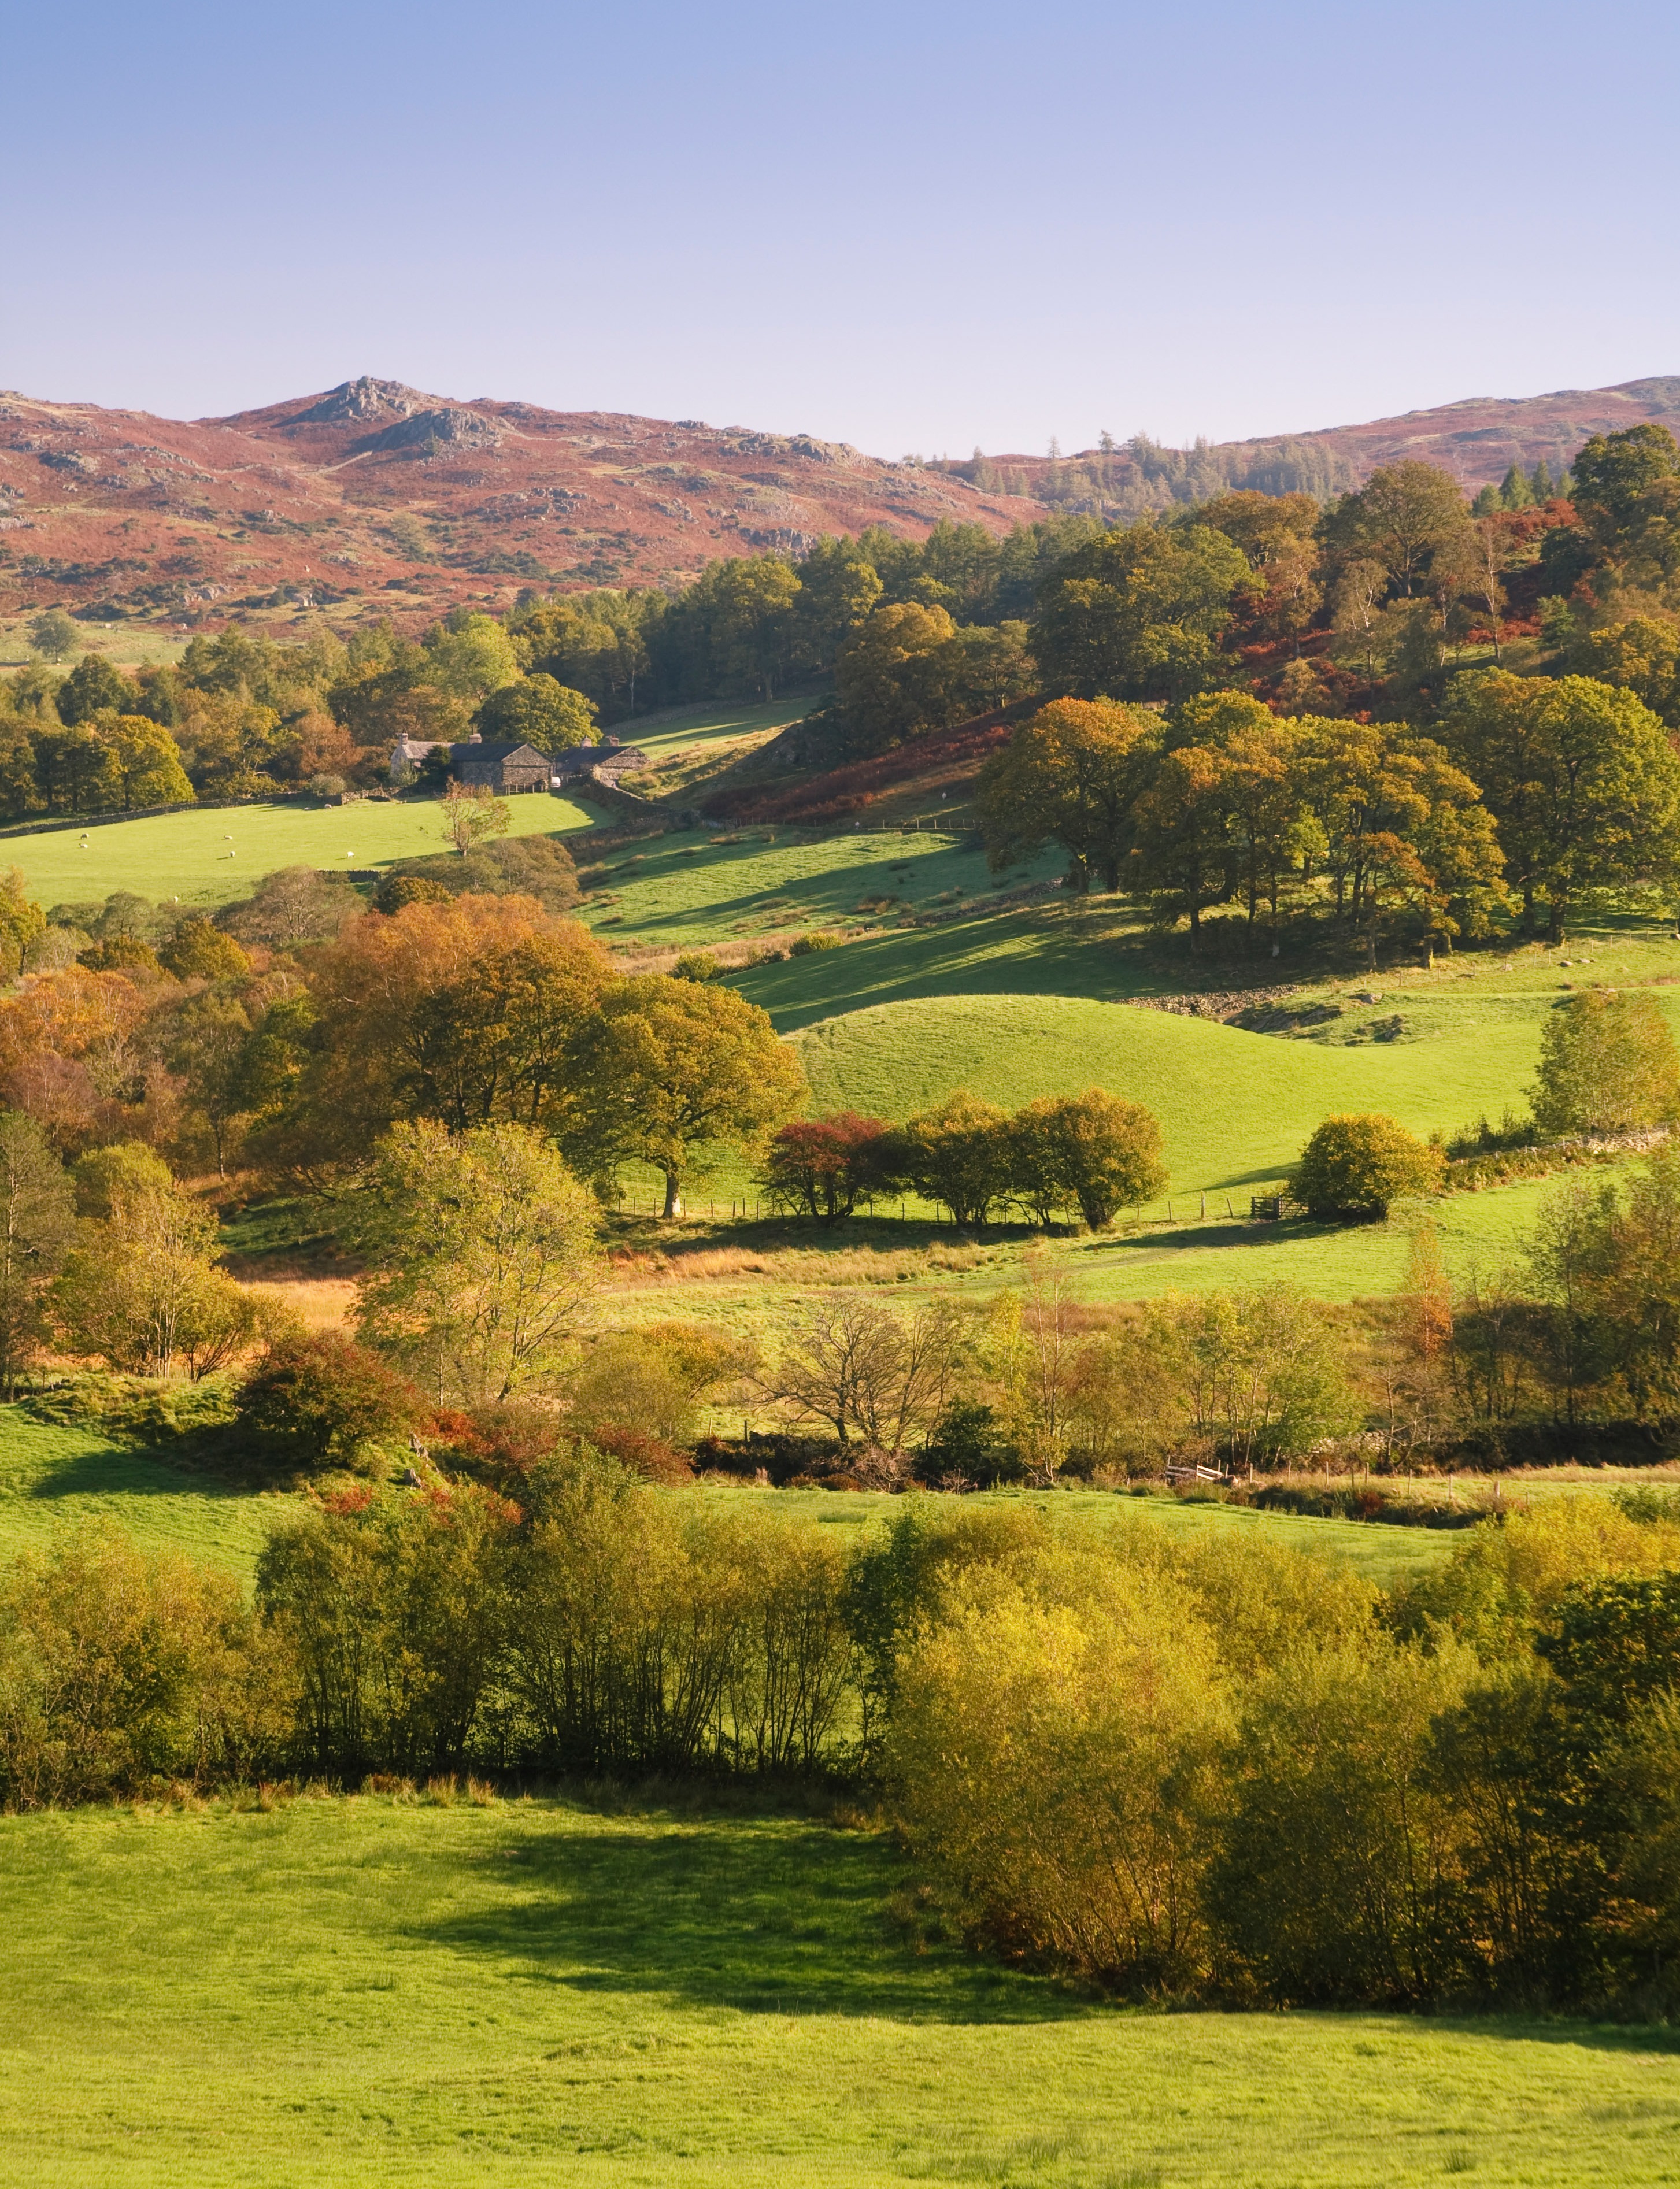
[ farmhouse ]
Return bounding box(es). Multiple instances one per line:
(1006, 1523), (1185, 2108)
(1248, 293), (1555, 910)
(450, 735), (552, 794)
(549, 740), (647, 787)
(388, 734), (443, 782)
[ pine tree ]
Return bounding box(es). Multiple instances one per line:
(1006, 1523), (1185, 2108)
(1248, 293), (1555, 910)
(1530, 457), (1556, 502)
(1500, 463), (1533, 510)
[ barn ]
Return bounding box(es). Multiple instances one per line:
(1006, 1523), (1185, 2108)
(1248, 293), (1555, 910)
(449, 736), (552, 794)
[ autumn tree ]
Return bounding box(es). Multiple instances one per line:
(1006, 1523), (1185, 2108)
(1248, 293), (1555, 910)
(1292, 1114), (1444, 1219)
(53, 1143), (256, 1377)
(977, 697), (1161, 892)
(761, 1112), (893, 1225)
(0, 1110), (75, 1396)
(835, 601), (957, 755)
(254, 896), (612, 1177)
(566, 976), (806, 1218)
(888, 1092), (1012, 1229)
(441, 783), (510, 854)
(1438, 672), (1680, 939)
(1290, 717), (1508, 949)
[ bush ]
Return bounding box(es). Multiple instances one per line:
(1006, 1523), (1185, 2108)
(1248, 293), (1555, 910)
(1531, 988), (1680, 1138)
(235, 1333), (426, 1476)
(671, 951), (719, 983)
(788, 931), (842, 954)
(374, 873), (453, 915)
(1292, 1112), (1444, 1218)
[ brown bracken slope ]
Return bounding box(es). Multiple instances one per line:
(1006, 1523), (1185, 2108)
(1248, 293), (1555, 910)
(1, 372), (1677, 638)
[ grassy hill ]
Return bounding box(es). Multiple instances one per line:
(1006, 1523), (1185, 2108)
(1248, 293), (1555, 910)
(1, 792), (600, 912)
(0, 1415), (285, 1576)
(0, 1789), (1667, 2188)
(791, 992), (1541, 1192)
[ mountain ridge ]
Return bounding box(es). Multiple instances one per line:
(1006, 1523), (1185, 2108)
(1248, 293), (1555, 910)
(1, 372), (1675, 638)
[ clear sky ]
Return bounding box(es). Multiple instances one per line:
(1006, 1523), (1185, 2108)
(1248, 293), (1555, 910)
(6, 0), (1679, 458)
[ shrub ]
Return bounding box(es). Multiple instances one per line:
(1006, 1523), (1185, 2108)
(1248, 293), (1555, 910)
(788, 931), (842, 954)
(235, 1332), (426, 1476)
(1531, 988), (1680, 1138)
(374, 873), (453, 915)
(1292, 1112), (1444, 1218)
(671, 950), (719, 983)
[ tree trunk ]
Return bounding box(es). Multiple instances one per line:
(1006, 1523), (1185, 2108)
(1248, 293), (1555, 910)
(662, 1171), (684, 1220)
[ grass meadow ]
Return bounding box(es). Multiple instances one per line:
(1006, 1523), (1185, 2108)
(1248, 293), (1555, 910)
(2, 1788), (1675, 2189)
(1, 792), (601, 911)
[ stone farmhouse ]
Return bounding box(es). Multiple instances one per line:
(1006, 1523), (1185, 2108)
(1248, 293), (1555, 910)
(452, 735), (552, 794)
(387, 730), (650, 792)
(549, 740), (648, 787)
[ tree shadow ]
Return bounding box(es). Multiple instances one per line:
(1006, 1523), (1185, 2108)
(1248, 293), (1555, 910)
(421, 1799), (1085, 2027)
(1102, 1217), (1354, 1261)
(23, 1442), (250, 1503)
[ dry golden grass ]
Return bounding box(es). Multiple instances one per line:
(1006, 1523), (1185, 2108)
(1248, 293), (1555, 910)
(237, 1277), (358, 1332)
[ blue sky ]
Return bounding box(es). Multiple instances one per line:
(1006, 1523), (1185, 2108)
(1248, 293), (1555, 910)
(5, 0), (1679, 456)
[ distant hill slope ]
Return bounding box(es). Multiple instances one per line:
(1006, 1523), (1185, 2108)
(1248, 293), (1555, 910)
(1, 371), (1677, 636)
(938, 376), (1680, 514)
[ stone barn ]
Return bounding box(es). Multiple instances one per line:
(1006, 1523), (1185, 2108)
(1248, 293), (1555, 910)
(449, 736), (552, 794)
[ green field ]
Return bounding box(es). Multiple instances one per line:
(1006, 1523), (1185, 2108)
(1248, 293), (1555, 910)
(0, 1416), (284, 1575)
(1, 794), (601, 912)
(0, 1791), (1671, 2188)
(578, 824), (1063, 952)
(619, 694), (816, 762)
(0, 1408), (1456, 1589)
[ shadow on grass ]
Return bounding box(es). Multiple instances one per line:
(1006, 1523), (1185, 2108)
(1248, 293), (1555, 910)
(425, 1800), (1085, 2027)
(21, 1442), (250, 1503)
(1104, 1217), (1355, 1262)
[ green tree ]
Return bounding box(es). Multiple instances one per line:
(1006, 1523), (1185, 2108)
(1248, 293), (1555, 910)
(355, 1120), (601, 1403)
(53, 1143), (256, 1377)
(794, 538), (883, 664)
(889, 1091), (1012, 1229)
(54, 655), (132, 725)
(1322, 460), (1469, 597)
(1438, 671), (1680, 939)
(1136, 743), (1234, 948)
(420, 612), (522, 703)
(1571, 618), (1680, 728)
(708, 557), (802, 698)
(159, 916), (250, 984)
(834, 601), (957, 755)
(1571, 423), (1680, 562)
(0, 1110), (75, 1397)
(567, 977), (807, 1218)
(1531, 990), (1680, 1139)
(27, 609), (79, 662)
(103, 717), (194, 811)
(1031, 522), (1251, 701)
(976, 697), (1161, 892)
(473, 673), (598, 750)
(1006, 1088), (1165, 1229)
(1292, 1113), (1444, 1219)
(441, 782), (510, 854)
(0, 867), (46, 976)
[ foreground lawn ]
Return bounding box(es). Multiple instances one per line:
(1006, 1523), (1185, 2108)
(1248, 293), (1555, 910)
(3, 792), (601, 910)
(1, 1792), (1672, 2188)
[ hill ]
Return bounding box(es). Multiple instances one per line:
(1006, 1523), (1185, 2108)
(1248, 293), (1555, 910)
(0, 378), (1041, 640)
(5, 371), (1679, 640)
(934, 374), (1680, 516)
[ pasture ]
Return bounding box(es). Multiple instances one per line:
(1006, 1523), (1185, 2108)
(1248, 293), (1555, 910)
(1, 792), (600, 911)
(0, 1790), (1672, 2188)
(0, 1405), (1457, 1588)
